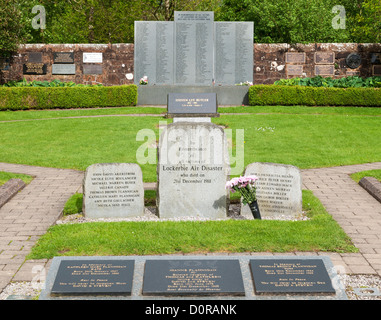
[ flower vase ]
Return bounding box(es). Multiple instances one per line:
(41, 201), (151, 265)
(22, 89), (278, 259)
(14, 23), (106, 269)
(248, 201), (261, 220)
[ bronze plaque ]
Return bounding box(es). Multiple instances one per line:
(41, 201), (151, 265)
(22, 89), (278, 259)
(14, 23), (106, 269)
(315, 52), (335, 64)
(53, 52), (74, 64)
(285, 52), (305, 64)
(23, 63), (47, 75)
(83, 64), (103, 75)
(315, 65), (334, 76)
(286, 64), (303, 76)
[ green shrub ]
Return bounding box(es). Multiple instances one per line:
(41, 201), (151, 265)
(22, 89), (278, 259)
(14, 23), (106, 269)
(274, 76), (381, 88)
(249, 85), (381, 107)
(2, 79), (102, 87)
(63, 193), (83, 216)
(0, 84), (138, 110)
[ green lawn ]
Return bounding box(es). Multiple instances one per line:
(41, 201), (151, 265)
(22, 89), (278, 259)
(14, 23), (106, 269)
(27, 190), (357, 259)
(0, 106), (380, 182)
(1, 105), (379, 256)
(0, 171), (33, 186)
(351, 169), (381, 183)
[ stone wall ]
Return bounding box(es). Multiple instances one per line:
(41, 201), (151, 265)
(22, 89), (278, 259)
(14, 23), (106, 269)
(254, 43), (381, 84)
(0, 43), (134, 85)
(1, 43), (380, 85)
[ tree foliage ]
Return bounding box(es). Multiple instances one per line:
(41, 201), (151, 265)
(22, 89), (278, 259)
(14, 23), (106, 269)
(352, 0), (381, 42)
(0, 0), (29, 55)
(0, 0), (379, 45)
(216, 0), (355, 43)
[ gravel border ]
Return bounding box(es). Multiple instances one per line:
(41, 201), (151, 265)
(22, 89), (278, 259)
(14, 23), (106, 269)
(3, 204), (379, 300)
(2, 274), (381, 300)
(56, 204), (310, 225)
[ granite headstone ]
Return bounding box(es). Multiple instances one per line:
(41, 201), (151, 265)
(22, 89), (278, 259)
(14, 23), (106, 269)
(241, 162), (302, 218)
(157, 122), (229, 219)
(83, 163), (144, 219)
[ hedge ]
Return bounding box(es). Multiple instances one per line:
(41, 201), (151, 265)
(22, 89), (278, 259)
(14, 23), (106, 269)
(0, 84), (138, 110)
(249, 85), (381, 107)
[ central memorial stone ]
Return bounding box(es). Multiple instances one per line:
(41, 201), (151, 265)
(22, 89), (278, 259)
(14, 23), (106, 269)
(157, 122), (229, 219)
(174, 11), (214, 85)
(134, 11), (253, 86)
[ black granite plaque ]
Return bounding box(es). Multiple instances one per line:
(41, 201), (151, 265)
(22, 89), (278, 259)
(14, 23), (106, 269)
(142, 259), (245, 296)
(167, 93), (217, 116)
(51, 259), (134, 295)
(250, 259), (335, 295)
(83, 64), (103, 75)
(23, 63), (47, 75)
(28, 52), (42, 63)
(371, 53), (381, 64)
(0, 57), (10, 70)
(53, 52), (74, 64)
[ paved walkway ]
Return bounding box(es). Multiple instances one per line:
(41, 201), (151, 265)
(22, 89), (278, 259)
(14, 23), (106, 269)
(0, 161), (381, 295)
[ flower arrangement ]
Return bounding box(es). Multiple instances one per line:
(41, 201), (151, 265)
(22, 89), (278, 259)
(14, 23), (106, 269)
(235, 81), (253, 86)
(226, 175), (261, 219)
(139, 76), (148, 85)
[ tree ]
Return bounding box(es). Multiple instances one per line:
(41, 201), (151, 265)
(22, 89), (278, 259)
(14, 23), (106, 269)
(217, 0), (352, 43)
(352, 0), (381, 42)
(0, 0), (29, 55)
(141, 0), (221, 21)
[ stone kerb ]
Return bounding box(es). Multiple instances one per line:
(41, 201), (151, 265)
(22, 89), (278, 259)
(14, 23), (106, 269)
(83, 163), (144, 219)
(157, 122), (230, 219)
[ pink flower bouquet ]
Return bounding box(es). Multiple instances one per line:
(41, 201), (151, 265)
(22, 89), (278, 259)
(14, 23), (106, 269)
(139, 76), (148, 85)
(226, 175), (261, 219)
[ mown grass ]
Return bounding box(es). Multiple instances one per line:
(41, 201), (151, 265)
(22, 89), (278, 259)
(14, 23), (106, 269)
(0, 171), (33, 186)
(350, 169), (381, 183)
(0, 107), (380, 182)
(27, 190), (357, 259)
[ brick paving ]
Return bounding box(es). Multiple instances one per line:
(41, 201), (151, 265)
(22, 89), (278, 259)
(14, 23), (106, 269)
(0, 163), (83, 291)
(0, 161), (381, 295)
